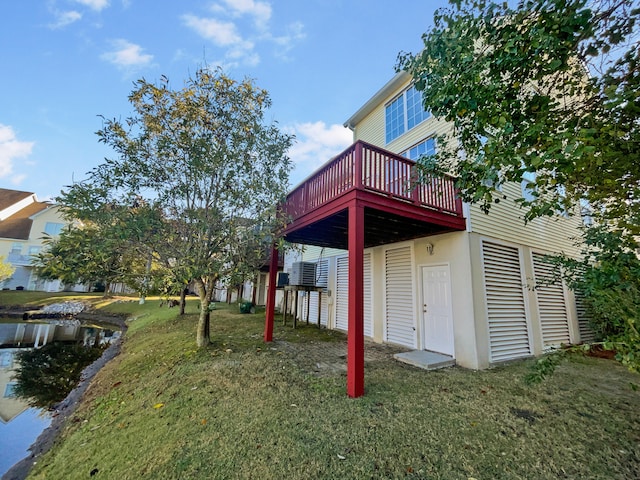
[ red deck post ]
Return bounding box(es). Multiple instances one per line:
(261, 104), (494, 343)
(264, 245), (279, 342)
(347, 201), (365, 398)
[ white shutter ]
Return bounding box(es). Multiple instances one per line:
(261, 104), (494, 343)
(335, 256), (349, 331)
(482, 241), (531, 362)
(575, 290), (596, 342)
(363, 253), (373, 338)
(308, 259), (329, 326)
(532, 252), (571, 347)
(385, 246), (415, 347)
(334, 254), (373, 336)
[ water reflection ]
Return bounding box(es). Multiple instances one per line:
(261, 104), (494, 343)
(0, 318), (120, 477)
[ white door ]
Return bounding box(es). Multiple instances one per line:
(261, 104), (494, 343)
(421, 265), (454, 356)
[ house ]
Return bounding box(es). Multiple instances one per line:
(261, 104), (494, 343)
(0, 188), (69, 291)
(264, 71), (593, 397)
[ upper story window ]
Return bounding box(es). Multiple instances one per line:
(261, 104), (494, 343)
(10, 243), (21, 255)
(44, 222), (64, 236)
(403, 138), (436, 161)
(4, 382), (16, 398)
(0, 351), (13, 368)
(385, 85), (431, 144)
(521, 171), (537, 202)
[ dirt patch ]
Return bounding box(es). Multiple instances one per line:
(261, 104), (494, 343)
(585, 344), (617, 360)
(275, 338), (409, 376)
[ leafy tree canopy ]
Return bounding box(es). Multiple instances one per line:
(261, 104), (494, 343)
(56, 67), (293, 347)
(398, 0), (639, 233)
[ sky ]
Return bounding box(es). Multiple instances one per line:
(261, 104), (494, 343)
(0, 0), (448, 201)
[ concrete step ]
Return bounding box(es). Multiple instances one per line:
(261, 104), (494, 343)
(394, 350), (455, 370)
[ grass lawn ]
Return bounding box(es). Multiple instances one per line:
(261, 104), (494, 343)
(4, 292), (639, 479)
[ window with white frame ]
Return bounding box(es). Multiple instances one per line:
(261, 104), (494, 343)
(0, 351), (14, 368)
(4, 382), (16, 398)
(521, 171), (537, 202)
(10, 243), (22, 255)
(28, 246), (42, 256)
(403, 138), (436, 161)
(385, 85), (431, 144)
(44, 222), (64, 236)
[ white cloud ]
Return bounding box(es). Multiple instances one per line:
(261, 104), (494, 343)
(49, 10), (82, 29)
(0, 124), (34, 183)
(182, 13), (256, 66)
(287, 122), (353, 185)
(101, 39), (154, 70)
(73, 0), (110, 11)
(218, 0), (272, 29)
(182, 1), (304, 68)
(182, 15), (243, 47)
(271, 21), (305, 60)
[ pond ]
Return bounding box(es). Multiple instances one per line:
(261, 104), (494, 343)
(0, 317), (121, 477)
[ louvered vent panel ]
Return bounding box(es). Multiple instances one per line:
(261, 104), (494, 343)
(482, 241), (531, 362)
(532, 252), (571, 346)
(335, 256), (349, 331)
(575, 290), (596, 342)
(333, 255), (373, 335)
(363, 253), (373, 338)
(385, 246), (415, 348)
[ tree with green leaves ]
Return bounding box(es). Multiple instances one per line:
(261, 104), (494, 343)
(33, 200), (162, 296)
(0, 255), (15, 282)
(397, 0), (639, 373)
(398, 0), (638, 228)
(60, 68), (292, 347)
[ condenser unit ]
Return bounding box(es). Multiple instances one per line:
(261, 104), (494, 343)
(289, 262), (317, 287)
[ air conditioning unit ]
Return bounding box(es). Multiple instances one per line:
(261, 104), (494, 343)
(289, 262), (317, 287)
(276, 272), (289, 288)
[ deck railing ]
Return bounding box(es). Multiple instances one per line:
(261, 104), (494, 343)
(283, 141), (463, 220)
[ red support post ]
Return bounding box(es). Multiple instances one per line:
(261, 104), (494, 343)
(347, 201), (365, 398)
(264, 245), (279, 342)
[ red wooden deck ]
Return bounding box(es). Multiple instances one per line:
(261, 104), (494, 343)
(265, 141), (466, 398)
(281, 141), (465, 248)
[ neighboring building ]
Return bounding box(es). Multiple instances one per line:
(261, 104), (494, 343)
(264, 72), (592, 397)
(0, 188), (68, 291)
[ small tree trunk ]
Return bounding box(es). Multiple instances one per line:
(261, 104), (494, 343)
(196, 303), (210, 347)
(179, 287), (187, 315)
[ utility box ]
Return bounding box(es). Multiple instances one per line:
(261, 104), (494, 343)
(289, 262), (317, 287)
(276, 272), (289, 288)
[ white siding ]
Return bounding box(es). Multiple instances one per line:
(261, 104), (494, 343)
(470, 184), (582, 257)
(532, 252), (571, 347)
(384, 246), (415, 347)
(482, 240), (532, 362)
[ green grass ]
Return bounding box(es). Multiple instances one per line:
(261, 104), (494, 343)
(4, 292), (638, 479)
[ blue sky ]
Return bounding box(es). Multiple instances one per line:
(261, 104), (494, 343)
(1, 0), (447, 200)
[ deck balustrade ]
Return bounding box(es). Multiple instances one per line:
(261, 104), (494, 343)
(282, 141), (463, 222)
